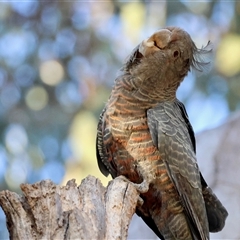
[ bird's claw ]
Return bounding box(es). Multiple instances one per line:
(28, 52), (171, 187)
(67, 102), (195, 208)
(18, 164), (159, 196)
(132, 179), (149, 193)
(117, 175), (149, 194)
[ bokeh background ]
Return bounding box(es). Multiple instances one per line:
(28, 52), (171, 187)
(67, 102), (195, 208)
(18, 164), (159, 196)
(0, 1), (239, 239)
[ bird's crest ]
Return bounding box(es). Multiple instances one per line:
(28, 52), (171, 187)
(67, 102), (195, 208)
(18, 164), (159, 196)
(191, 41), (212, 74)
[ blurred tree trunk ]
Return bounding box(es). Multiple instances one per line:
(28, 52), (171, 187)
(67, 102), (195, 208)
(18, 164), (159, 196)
(0, 176), (139, 240)
(196, 111), (240, 239)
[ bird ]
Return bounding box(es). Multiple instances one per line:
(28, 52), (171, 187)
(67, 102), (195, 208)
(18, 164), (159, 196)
(96, 27), (228, 240)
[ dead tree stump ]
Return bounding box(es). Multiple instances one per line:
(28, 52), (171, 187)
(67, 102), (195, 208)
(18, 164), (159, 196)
(0, 175), (139, 240)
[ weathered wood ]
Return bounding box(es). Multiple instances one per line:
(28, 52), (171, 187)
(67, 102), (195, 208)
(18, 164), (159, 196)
(0, 176), (139, 240)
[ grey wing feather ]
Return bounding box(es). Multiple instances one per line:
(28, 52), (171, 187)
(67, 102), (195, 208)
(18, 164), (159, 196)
(147, 101), (209, 240)
(96, 108), (110, 177)
(175, 100), (228, 232)
(202, 186), (228, 232)
(96, 108), (117, 178)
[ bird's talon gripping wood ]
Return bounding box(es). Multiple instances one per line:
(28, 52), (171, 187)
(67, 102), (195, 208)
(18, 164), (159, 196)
(96, 27), (228, 240)
(132, 179), (149, 194)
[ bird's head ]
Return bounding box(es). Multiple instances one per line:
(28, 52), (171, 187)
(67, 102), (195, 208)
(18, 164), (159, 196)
(122, 27), (211, 102)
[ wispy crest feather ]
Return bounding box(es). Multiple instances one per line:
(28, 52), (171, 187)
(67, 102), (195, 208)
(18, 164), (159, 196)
(191, 41), (212, 74)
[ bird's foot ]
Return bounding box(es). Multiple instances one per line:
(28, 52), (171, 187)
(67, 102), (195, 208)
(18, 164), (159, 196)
(117, 175), (149, 193)
(132, 179), (150, 193)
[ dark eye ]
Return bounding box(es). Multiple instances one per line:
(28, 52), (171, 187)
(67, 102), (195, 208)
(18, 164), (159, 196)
(173, 50), (179, 58)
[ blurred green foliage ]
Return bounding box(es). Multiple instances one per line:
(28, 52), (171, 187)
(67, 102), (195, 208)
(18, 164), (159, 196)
(0, 1), (239, 238)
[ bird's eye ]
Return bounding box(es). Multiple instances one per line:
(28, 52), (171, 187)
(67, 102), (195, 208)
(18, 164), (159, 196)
(173, 50), (179, 58)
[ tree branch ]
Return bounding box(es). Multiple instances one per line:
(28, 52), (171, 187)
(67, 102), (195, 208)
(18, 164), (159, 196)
(0, 176), (139, 240)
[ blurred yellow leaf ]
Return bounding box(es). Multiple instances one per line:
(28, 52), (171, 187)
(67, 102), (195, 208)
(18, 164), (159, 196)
(121, 2), (145, 44)
(69, 110), (97, 161)
(25, 86), (48, 111)
(66, 110), (111, 186)
(40, 60), (64, 86)
(216, 34), (240, 77)
(62, 160), (111, 187)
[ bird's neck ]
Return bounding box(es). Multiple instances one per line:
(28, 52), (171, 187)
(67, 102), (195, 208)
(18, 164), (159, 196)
(113, 73), (179, 107)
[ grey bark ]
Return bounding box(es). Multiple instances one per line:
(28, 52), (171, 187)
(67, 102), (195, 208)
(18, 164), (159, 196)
(0, 176), (139, 240)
